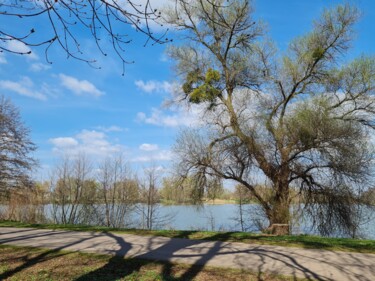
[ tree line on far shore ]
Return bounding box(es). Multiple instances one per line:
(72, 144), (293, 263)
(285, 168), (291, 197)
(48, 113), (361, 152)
(2, 152), (374, 234)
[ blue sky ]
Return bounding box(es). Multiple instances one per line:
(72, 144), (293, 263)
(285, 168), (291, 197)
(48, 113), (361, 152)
(0, 0), (374, 180)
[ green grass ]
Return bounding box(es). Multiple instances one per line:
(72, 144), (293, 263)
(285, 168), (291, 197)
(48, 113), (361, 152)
(0, 244), (300, 281)
(1, 220), (375, 254)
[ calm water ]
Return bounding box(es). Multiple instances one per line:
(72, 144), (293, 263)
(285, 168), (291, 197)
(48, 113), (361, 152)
(147, 204), (375, 239)
(4, 203), (375, 239)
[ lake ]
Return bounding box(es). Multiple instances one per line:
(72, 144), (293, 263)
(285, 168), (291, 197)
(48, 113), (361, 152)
(43, 203), (375, 239)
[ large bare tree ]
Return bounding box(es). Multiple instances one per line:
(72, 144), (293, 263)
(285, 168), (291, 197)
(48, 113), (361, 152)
(167, 0), (375, 235)
(0, 96), (36, 196)
(0, 0), (169, 71)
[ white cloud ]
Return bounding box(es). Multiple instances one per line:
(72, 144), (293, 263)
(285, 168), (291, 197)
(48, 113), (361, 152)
(132, 150), (173, 162)
(139, 143), (159, 151)
(59, 74), (104, 97)
(0, 53), (7, 64)
(5, 40), (38, 60)
(136, 107), (203, 127)
(0, 76), (47, 100)
(29, 63), (51, 72)
(49, 129), (124, 157)
(95, 125), (126, 132)
(159, 53), (169, 62)
(135, 80), (176, 94)
(49, 137), (79, 148)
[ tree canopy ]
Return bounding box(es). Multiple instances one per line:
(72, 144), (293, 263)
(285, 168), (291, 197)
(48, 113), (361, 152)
(167, 0), (375, 236)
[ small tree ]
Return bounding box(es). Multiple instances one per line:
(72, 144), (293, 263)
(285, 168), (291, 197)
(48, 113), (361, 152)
(0, 95), (36, 197)
(160, 175), (223, 204)
(233, 184), (251, 232)
(168, 1), (375, 236)
(138, 166), (160, 230)
(50, 154), (95, 224)
(6, 181), (48, 223)
(97, 155), (138, 228)
(138, 166), (175, 230)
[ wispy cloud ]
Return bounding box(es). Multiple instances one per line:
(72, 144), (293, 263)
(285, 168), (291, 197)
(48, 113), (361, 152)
(0, 76), (47, 100)
(132, 150), (173, 162)
(5, 40), (39, 60)
(49, 137), (79, 148)
(159, 53), (170, 62)
(59, 74), (104, 97)
(136, 107), (202, 127)
(139, 143), (159, 151)
(0, 53), (7, 64)
(49, 129), (124, 157)
(29, 63), (51, 72)
(95, 125), (126, 133)
(135, 80), (176, 94)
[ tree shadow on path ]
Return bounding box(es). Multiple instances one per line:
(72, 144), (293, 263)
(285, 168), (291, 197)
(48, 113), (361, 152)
(74, 231), (334, 281)
(74, 231), (134, 281)
(2, 228), (372, 281)
(0, 230), (97, 280)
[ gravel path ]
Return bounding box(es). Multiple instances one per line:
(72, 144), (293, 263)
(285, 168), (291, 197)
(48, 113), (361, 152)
(0, 227), (374, 280)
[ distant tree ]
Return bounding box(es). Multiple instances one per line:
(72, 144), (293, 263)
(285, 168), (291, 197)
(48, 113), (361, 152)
(6, 181), (48, 223)
(0, 95), (36, 196)
(233, 184), (251, 232)
(138, 166), (175, 230)
(50, 154), (95, 224)
(0, 0), (170, 71)
(160, 175), (224, 204)
(168, 1), (375, 236)
(205, 177), (224, 201)
(138, 166), (160, 230)
(97, 155), (138, 228)
(160, 176), (192, 204)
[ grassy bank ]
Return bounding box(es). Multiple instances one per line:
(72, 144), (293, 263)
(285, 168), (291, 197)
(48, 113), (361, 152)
(0, 244), (299, 281)
(1, 220), (375, 254)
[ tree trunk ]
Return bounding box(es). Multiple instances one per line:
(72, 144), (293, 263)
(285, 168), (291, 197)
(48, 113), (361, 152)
(267, 174), (290, 235)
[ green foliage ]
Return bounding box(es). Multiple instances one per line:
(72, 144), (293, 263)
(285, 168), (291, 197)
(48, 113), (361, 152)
(311, 45), (325, 60)
(182, 68), (221, 104)
(160, 177), (195, 204)
(287, 100), (330, 148)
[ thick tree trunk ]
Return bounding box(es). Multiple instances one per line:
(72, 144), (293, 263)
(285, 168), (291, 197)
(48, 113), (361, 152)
(267, 173), (290, 235)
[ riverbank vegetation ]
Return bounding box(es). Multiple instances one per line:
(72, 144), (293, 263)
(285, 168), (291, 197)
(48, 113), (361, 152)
(1, 221), (374, 254)
(0, 153), (373, 237)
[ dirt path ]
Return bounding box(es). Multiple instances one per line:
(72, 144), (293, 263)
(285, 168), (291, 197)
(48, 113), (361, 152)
(0, 227), (374, 280)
